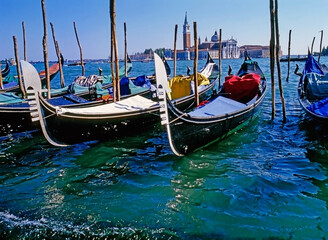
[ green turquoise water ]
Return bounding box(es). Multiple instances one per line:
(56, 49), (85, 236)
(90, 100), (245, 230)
(0, 58), (328, 239)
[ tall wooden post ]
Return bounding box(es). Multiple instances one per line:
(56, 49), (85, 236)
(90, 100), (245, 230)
(173, 24), (178, 77)
(0, 63), (3, 89)
(50, 22), (65, 87)
(269, 0), (275, 120)
(274, 0), (286, 123)
(318, 30), (323, 63)
(22, 21), (27, 61)
(193, 22), (199, 106)
(41, 0), (50, 99)
(218, 28), (222, 87)
(311, 37), (315, 55)
(286, 29), (291, 82)
(73, 21), (85, 76)
(110, 0), (120, 101)
(124, 22), (128, 77)
(110, 29), (116, 101)
(13, 36), (26, 98)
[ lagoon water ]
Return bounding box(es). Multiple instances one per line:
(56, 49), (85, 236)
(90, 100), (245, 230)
(0, 57), (328, 239)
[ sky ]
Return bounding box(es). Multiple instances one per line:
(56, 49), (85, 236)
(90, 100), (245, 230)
(1, 0), (328, 61)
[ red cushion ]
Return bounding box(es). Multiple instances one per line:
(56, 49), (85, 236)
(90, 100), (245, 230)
(223, 73), (261, 102)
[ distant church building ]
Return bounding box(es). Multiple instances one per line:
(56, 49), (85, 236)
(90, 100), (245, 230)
(177, 13), (240, 60)
(183, 12), (191, 51)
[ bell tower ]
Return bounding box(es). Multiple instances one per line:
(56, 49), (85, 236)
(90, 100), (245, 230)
(183, 12), (191, 50)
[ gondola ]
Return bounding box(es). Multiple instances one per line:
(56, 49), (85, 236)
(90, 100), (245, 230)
(0, 57), (133, 135)
(1, 60), (10, 78)
(21, 54), (218, 145)
(156, 53), (267, 156)
(0, 56), (64, 93)
(296, 54), (328, 122)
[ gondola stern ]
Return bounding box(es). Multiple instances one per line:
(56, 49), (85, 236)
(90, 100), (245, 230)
(155, 53), (183, 156)
(20, 60), (69, 147)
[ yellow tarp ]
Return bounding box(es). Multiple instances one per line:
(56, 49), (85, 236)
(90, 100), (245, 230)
(168, 73), (210, 100)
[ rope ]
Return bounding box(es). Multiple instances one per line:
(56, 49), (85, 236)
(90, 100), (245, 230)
(169, 113), (188, 124)
(43, 112), (56, 120)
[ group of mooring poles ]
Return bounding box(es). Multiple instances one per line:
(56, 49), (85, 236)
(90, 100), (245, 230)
(11, 0), (130, 103)
(269, 0), (286, 123)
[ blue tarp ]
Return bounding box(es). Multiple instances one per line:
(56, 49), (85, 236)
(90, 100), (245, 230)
(131, 75), (151, 88)
(119, 77), (131, 96)
(302, 55), (325, 82)
(108, 77), (131, 96)
(302, 55), (328, 100)
(307, 96), (328, 117)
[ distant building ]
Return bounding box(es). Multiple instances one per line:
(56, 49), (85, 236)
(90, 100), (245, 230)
(178, 13), (239, 60)
(129, 52), (152, 61)
(239, 45), (282, 58)
(183, 12), (191, 51)
(196, 31), (239, 59)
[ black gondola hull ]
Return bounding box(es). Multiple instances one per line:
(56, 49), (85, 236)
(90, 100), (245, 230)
(156, 53), (267, 156)
(166, 94), (263, 155)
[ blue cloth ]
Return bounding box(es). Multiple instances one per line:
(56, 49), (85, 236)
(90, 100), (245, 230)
(131, 75), (151, 88)
(120, 77), (131, 96)
(108, 77), (131, 96)
(3, 81), (17, 89)
(301, 55), (326, 82)
(307, 97), (328, 116)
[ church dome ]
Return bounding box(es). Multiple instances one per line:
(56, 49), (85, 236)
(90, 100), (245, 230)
(211, 31), (219, 42)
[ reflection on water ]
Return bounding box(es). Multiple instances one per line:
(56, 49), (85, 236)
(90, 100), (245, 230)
(1, 58), (328, 239)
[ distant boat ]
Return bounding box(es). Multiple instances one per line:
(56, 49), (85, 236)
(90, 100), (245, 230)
(142, 58), (152, 63)
(68, 61), (87, 66)
(280, 56), (307, 62)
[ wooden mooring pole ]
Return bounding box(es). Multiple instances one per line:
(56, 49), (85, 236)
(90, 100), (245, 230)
(110, 0), (120, 101)
(22, 21), (27, 61)
(110, 31), (116, 101)
(50, 22), (65, 87)
(274, 0), (286, 123)
(318, 30), (323, 63)
(73, 22), (85, 76)
(124, 22), (128, 77)
(0, 63), (3, 89)
(41, 0), (51, 98)
(311, 37), (315, 55)
(218, 28), (222, 87)
(269, 0), (275, 120)
(13, 36), (26, 98)
(286, 29), (291, 82)
(173, 24), (178, 77)
(193, 22), (199, 106)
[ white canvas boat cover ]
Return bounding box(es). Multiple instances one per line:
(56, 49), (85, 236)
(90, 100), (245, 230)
(189, 96), (247, 117)
(58, 95), (157, 115)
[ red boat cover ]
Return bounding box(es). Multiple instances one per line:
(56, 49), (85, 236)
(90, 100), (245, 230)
(223, 73), (261, 102)
(39, 63), (60, 77)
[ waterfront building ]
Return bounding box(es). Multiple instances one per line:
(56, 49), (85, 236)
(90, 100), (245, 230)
(239, 45), (282, 58)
